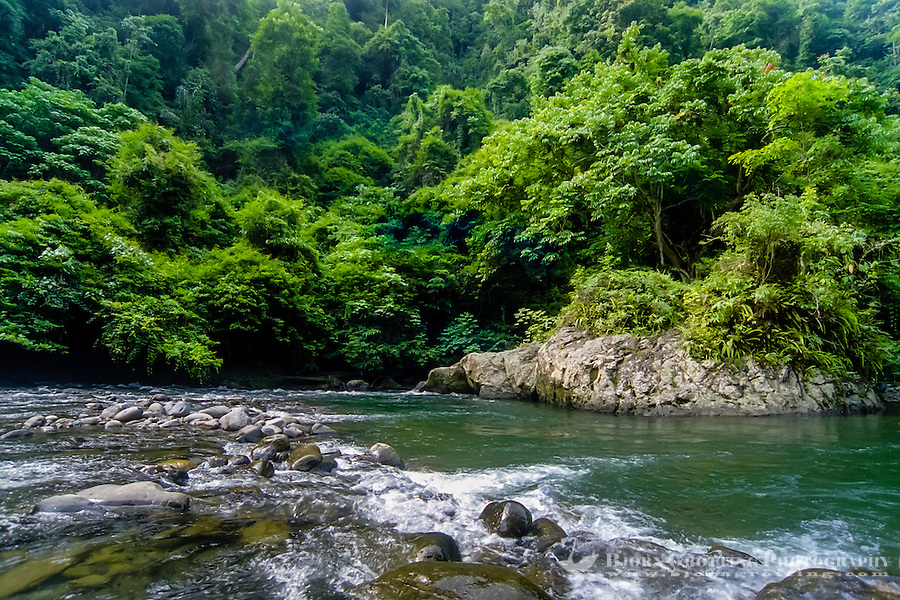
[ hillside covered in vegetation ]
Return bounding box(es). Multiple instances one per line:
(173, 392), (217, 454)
(1, 0), (899, 382)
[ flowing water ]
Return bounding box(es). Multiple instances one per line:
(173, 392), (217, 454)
(1, 384), (899, 599)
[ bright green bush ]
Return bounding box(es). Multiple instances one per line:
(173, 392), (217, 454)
(560, 265), (688, 337)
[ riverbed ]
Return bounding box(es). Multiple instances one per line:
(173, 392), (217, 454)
(1, 384), (898, 598)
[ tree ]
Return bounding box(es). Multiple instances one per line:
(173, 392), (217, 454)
(107, 123), (225, 251)
(318, 2), (362, 96)
(360, 20), (439, 112)
(238, 0), (322, 142)
(0, 79), (144, 191)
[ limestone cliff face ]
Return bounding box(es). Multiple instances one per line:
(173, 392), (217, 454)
(424, 327), (882, 416)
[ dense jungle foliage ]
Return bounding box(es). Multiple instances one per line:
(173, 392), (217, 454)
(1, 0), (900, 381)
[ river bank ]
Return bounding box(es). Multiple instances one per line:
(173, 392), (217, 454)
(424, 328), (886, 416)
(2, 383), (899, 599)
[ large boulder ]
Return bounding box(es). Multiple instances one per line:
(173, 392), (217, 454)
(535, 328), (881, 416)
(432, 327), (882, 416)
(423, 363), (474, 394)
(458, 343), (540, 400)
(357, 562), (551, 600)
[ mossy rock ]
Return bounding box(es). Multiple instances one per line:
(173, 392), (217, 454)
(755, 568), (900, 600)
(529, 518), (566, 551)
(358, 561), (552, 600)
(289, 443), (323, 471)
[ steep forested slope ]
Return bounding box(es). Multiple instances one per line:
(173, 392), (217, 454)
(1, 0), (899, 381)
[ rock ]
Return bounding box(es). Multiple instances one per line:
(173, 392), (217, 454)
(317, 454), (338, 472)
(260, 425), (281, 436)
(184, 412), (215, 423)
(35, 481), (190, 512)
(459, 343), (540, 400)
(157, 459), (195, 472)
(165, 400), (191, 417)
(367, 443), (404, 468)
(99, 403), (125, 420)
(146, 402), (164, 413)
(529, 518), (567, 551)
(0, 429), (33, 440)
(435, 327), (882, 415)
(75, 416), (101, 426)
(23, 415), (45, 428)
(228, 454), (251, 467)
(411, 532), (462, 562)
(375, 376), (404, 390)
(706, 545), (761, 566)
(249, 460), (275, 478)
(754, 568), (900, 600)
(357, 562), (552, 600)
(202, 405), (232, 419)
(423, 363), (474, 394)
(310, 423), (337, 437)
(33, 494), (103, 514)
(152, 393), (171, 403)
(113, 406), (144, 422)
(250, 435), (290, 462)
(346, 379), (371, 392)
(289, 443), (322, 471)
(480, 501), (533, 538)
(219, 407), (251, 431)
(104, 420), (123, 430)
(283, 426), (305, 438)
(235, 424), (264, 443)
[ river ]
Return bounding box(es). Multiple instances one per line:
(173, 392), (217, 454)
(1, 384), (898, 599)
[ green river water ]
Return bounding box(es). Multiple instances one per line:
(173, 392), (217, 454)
(1, 385), (899, 599)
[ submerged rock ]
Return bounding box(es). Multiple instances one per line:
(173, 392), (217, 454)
(36, 481), (190, 513)
(479, 501), (533, 538)
(755, 568), (900, 600)
(357, 562), (552, 600)
(0, 429), (33, 440)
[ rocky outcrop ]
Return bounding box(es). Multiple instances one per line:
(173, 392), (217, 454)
(424, 327), (882, 416)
